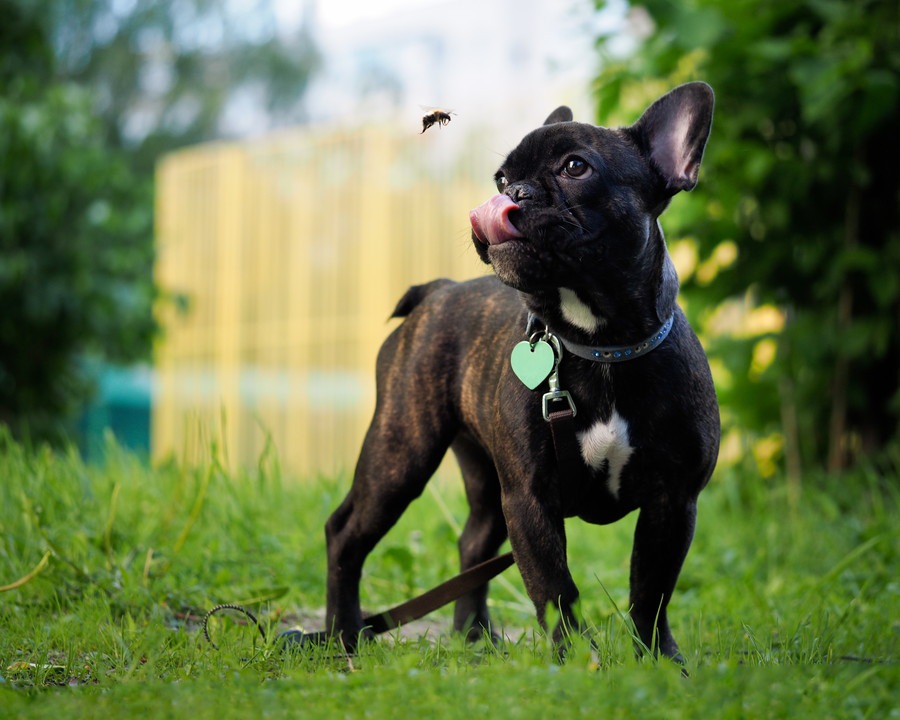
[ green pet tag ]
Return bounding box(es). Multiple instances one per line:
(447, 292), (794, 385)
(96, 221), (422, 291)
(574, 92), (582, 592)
(510, 339), (555, 390)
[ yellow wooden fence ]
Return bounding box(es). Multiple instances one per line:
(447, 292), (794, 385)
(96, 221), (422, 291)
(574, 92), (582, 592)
(153, 123), (495, 477)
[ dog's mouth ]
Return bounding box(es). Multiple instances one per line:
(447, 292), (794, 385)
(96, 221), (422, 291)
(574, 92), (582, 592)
(469, 194), (525, 246)
(470, 194), (555, 291)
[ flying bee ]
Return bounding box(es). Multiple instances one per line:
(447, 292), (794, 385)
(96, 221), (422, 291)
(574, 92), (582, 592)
(420, 107), (456, 133)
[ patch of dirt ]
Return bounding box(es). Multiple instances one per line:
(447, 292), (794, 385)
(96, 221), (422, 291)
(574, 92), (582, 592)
(278, 608), (523, 644)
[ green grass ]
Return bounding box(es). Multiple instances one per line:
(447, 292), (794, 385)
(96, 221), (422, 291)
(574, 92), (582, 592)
(1, 429), (897, 718)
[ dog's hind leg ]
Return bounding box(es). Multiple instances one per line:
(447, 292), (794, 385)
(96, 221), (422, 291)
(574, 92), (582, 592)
(324, 404), (456, 648)
(451, 433), (508, 640)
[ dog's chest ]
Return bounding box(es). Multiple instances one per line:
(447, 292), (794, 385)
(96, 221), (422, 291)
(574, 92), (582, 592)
(576, 407), (634, 499)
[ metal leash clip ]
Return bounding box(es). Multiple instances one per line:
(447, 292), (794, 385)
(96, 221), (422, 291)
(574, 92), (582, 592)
(541, 332), (577, 420)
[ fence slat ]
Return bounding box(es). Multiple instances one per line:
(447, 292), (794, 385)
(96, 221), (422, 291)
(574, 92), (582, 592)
(154, 125), (492, 478)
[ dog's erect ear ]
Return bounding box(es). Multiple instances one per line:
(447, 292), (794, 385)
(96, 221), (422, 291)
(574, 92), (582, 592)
(544, 106), (574, 125)
(630, 82), (714, 194)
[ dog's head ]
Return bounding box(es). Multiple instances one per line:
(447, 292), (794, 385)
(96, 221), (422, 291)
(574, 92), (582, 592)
(470, 82), (714, 338)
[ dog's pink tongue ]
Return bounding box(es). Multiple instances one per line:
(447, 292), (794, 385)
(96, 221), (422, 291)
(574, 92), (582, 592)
(470, 194), (523, 246)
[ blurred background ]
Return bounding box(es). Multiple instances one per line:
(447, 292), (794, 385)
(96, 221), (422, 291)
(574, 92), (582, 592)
(1, 0), (897, 484)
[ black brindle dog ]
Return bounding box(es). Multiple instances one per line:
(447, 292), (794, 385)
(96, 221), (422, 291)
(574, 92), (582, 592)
(311, 83), (719, 662)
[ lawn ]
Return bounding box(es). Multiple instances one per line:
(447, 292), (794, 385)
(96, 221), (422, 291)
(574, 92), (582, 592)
(0, 430), (897, 718)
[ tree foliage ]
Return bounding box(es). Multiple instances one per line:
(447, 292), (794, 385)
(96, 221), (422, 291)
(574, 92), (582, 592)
(594, 0), (900, 473)
(43, 0), (319, 174)
(0, 1), (153, 440)
(0, 0), (318, 443)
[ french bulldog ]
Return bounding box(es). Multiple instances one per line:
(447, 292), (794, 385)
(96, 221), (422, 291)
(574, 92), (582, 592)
(318, 82), (719, 662)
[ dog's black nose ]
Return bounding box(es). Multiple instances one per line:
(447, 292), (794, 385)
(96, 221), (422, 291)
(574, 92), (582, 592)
(506, 183), (534, 204)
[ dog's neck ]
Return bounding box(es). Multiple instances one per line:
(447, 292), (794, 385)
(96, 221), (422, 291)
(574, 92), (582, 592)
(522, 222), (678, 347)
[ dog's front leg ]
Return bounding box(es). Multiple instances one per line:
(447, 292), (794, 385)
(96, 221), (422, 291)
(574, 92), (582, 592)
(500, 476), (580, 645)
(628, 495), (698, 663)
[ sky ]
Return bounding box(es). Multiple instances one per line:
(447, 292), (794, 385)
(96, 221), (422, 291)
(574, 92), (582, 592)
(272, 0), (455, 31)
(315, 0), (448, 28)
(255, 0), (634, 140)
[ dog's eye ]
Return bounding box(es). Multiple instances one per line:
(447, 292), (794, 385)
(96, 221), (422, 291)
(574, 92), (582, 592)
(495, 174), (509, 192)
(562, 157), (591, 179)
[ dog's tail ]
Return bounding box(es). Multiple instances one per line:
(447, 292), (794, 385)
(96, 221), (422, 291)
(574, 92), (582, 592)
(390, 278), (454, 319)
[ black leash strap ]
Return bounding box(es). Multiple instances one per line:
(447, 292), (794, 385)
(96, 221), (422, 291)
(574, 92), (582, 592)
(365, 550), (515, 634)
(203, 551), (515, 649)
(547, 406), (584, 485)
(546, 400), (591, 513)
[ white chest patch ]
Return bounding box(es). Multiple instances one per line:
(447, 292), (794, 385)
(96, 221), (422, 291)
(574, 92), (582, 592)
(577, 408), (634, 499)
(559, 288), (604, 333)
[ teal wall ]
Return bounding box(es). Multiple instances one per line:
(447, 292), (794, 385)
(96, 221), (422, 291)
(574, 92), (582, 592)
(78, 364), (153, 462)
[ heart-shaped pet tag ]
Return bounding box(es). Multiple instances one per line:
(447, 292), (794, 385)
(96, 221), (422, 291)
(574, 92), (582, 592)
(510, 340), (555, 390)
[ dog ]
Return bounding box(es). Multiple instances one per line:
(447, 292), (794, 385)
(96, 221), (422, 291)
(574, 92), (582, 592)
(319, 82), (719, 662)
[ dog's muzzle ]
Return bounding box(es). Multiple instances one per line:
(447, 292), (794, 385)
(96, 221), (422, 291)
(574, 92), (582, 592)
(470, 194), (524, 246)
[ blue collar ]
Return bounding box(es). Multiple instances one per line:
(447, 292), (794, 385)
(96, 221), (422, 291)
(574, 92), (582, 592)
(530, 314), (675, 363)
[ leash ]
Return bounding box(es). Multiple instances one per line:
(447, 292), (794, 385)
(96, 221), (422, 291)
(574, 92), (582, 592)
(546, 405), (585, 494)
(203, 551), (515, 649)
(363, 550), (515, 634)
(541, 340), (589, 514)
